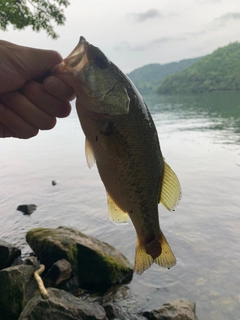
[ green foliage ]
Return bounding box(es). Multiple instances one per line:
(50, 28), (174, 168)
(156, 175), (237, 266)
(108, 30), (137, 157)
(158, 42), (240, 94)
(127, 57), (201, 94)
(0, 0), (70, 39)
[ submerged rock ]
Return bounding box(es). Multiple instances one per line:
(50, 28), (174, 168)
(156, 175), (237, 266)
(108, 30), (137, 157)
(26, 227), (133, 290)
(0, 239), (21, 270)
(17, 204), (37, 215)
(0, 257), (40, 320)
(18, 288), (107, 320)
(142, 299), (199, 320)
(102, 285), (146, 320)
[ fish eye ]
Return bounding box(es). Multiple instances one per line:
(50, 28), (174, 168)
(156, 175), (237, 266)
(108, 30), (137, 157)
(95, 55), (109, 68)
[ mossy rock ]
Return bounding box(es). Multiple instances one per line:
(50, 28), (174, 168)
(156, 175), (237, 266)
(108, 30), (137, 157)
(0, 262), (39, 320)
(26, 227), (133, 290)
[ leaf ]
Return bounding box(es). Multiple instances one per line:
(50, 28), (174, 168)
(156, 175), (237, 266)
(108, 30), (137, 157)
(0, 0), (70, 39)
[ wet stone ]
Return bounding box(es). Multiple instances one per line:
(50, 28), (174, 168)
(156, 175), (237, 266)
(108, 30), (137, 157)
(0, 239), (21, 270)
(26, 226), (133, 290)
(17, 204), (37, 215)
(142, 299), (199, 320)
(18, 288), (107, 320)
(0, 258), (40, 320)
(44, 259), (72, 287)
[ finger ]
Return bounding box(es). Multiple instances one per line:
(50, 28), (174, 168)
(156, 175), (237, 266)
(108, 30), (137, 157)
(0, 102), (39, 139)
(0, 123), (17, 138)
(1, 91), (57, 131)
(24, 48), (63, 80)
(22, 81), (72, 118)
(43, 76), (75, 101)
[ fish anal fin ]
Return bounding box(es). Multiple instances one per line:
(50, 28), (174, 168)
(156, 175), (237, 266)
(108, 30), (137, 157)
(160, 160), (182, 211)
(85, 138), (96, 168)
(135, 240), (154, 275)
(154, 231), (176, 268)
(107, 192), (130, 225)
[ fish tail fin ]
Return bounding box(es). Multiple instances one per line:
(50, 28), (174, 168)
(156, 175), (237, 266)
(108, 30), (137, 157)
(134, 231), (176, 275)
(134, 239), (154, 275)
(154, 231), (176, 269)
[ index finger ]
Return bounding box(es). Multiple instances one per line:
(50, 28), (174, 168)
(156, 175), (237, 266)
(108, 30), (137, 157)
(43, 76), (75, 102)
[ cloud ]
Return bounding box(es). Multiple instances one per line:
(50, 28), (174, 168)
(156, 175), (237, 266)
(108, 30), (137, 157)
(149, 36), (186, 45)
(213, 12), (240, 26)
(115, 36), (185, 52)
(114, 41), (146, 51)
(196, 0), (222, 3)
(130, 9), (163, 22)
(167, 11), (178, 17)
(184, 30), (207, 37)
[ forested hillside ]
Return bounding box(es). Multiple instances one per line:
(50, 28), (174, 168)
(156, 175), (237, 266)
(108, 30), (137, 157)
(157, 42), (240, 94)
(127, 57), (200, 94)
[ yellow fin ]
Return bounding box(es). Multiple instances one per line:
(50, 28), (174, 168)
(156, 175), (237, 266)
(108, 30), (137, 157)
(154, 231), (176, 268)
(107, 192), (130, 225)
(160, 160), (182, 211)
(134, 240), (154, 275)
(85, 138), (96, 168)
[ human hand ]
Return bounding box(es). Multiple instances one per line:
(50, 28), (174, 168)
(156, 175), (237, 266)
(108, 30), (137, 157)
(0, 40), (75, 139)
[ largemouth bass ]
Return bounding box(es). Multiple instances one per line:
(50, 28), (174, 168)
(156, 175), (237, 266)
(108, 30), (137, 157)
(54, 37), (182, 274)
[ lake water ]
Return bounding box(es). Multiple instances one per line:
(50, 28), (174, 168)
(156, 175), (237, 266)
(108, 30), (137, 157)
(1, 92), (240, 319)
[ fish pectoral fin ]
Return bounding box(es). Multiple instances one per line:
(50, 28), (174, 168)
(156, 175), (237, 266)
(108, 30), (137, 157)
(159, 159), (182, 211)
(154, 231), (176, 268)
(107, 192), (130, 225)
(134, 240), (154, 275)
(85, 138), (96, 168)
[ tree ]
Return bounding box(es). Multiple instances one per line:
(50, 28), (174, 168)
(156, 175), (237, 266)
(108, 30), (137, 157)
(0, 0), (70, 39)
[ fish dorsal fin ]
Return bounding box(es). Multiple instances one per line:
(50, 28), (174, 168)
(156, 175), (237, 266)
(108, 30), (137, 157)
(154, 231), (176, 268)
(107, 192), (130, 225)
(160, 160), (182, 211)
(85, 138), (96, 168)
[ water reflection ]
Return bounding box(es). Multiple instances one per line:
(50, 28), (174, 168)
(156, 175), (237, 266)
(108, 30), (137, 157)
(145, 92), (240, 144)
(1, 92), (240, 320)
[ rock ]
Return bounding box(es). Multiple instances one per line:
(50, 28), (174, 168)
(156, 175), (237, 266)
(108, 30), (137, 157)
(44, 259), (72, 287)
(18, 287), (107, 320)
(0, 257), (40, 320)
(17, 204), (37, 215)
(61, 276), (80, 294)
(0, 239), (21, 270)
(26, 227), (133, 290)
(102, 285), (145, 320)
(142, 299), (199, 320)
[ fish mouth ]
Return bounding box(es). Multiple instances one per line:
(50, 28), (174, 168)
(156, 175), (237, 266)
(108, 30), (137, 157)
(52, 36), (89, 74)
(64, 36), (117, 99)
(63, 36), (89, 69)
(55, 37), (116, 100)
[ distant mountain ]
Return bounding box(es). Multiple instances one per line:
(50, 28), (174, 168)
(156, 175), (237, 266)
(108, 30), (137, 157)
(127, 57), (201, 94)
(157, 42), (240, 94)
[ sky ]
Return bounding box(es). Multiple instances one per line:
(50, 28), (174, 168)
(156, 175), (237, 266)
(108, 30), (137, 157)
(0, 0), (240, 73)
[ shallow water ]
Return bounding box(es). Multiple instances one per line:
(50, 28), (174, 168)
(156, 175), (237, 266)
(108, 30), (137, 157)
(1, 92), (240, 319)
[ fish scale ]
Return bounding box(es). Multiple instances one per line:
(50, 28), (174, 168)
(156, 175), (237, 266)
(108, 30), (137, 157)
(54, 36), (182, 274)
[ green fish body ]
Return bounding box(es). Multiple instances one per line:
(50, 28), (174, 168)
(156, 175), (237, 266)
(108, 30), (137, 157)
(54, 37), (182, 274)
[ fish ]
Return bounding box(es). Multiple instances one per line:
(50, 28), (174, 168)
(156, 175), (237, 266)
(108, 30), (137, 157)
(54, 36), (182, 274)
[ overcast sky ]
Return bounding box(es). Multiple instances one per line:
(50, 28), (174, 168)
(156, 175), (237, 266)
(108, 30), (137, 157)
(1, 0), (240, 73)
